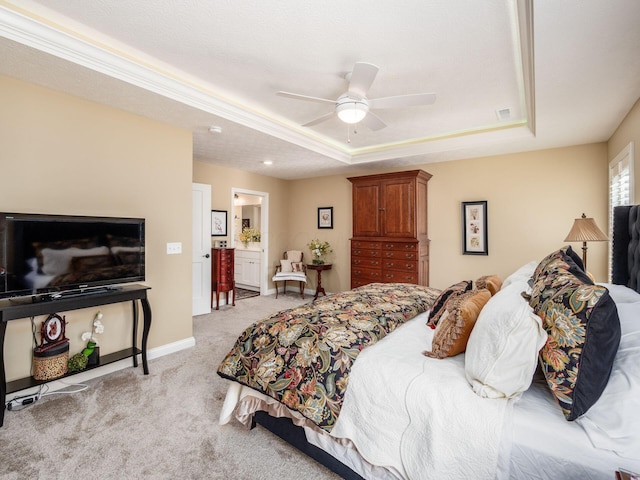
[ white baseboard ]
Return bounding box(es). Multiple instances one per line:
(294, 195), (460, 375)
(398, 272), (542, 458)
(268, 287), (319, 297)
(147, 336), (196, 360)
(7, 337), (196, 398)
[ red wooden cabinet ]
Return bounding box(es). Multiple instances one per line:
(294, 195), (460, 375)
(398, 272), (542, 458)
(211, 248), (235, 310)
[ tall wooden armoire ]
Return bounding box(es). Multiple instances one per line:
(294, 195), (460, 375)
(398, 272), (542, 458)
(348, 170), (431, 289)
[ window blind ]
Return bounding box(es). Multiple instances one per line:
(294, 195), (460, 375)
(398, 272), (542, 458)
(608, 142), (635, 280)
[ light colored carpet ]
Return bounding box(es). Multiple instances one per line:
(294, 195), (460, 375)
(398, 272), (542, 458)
(0, 293), (342, 480)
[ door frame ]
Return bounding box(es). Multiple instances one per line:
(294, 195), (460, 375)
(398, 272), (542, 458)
(231, 188), (269, 295)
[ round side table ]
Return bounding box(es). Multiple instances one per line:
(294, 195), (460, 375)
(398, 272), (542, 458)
(306, 263), (332, 300)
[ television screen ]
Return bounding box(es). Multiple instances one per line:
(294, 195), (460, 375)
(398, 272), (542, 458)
(0, 213), (145, 299)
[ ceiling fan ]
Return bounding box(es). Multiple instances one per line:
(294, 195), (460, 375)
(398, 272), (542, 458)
(277, 62), (437, 131)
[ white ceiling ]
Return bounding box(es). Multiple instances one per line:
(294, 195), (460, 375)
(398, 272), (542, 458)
(1, 0), (639, 179)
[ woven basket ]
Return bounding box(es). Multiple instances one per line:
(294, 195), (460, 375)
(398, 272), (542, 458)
(33, 342), (69, 381)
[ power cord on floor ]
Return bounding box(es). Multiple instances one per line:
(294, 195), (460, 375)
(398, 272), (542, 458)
(42, 381), (89, 397)
(5, 384), (45, 411)
(5, 381), (89, 412)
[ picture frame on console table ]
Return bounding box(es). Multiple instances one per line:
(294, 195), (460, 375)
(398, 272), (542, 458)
(462, 200), (488, 255)
(211, 210), (227, 236)
(318, 207), (333, 229)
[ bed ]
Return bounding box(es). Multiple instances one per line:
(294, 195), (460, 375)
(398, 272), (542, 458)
(217, 205), (640, 479)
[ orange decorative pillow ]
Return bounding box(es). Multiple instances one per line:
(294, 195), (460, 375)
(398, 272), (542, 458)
(475, 275), (502, 296)
(424, 288), (492, 359)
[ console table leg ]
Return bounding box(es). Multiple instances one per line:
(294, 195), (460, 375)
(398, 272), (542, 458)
(140, 297), (152, 375)
(131, 300), (139, 368)
(0, 322), (6, 427)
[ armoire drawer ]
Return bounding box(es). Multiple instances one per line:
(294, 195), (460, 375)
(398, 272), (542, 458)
(352, 240), (382, 250)
(382, 242), (417, 252)
(351, 278), (372, 289)
(381, 271), (419, 283)
(382, 260), (418, 272)
(381, 250), (417, 260)
(351, 266), (382, 281)
(351, 248), (381, 258)
(352, 257), (381, 268)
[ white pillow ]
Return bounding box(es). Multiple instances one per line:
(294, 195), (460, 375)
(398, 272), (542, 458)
(597, 282), (640, 304)
(577, 300), (640, 458)
(465, 280), (547, 399)
(287, 250), (302, 262)
(41, 246), (110, 276)
(279, 259), (293, 273)
(500, 261), (537, 290)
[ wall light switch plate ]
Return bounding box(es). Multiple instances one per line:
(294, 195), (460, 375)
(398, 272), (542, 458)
(166, 242), (182, 254)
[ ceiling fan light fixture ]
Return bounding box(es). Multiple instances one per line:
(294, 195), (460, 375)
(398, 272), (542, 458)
(336, 95), (369, 124)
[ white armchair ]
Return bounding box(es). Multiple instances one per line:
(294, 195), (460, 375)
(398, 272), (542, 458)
(272, 250), (307, 299)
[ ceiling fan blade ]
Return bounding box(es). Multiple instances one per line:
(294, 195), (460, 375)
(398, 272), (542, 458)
(277, 91), (335, 104)
(369, 93), (437, 110)
(348, 62), (379, 98)
(303, 111), (336, 127)
(360, 111), (387, 131)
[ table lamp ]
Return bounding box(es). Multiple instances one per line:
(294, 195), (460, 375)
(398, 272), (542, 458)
(564, 213), (609, 270)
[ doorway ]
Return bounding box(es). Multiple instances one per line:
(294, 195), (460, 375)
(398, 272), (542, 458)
(231, 188), (269, 296)
(192, 183), (212, 315)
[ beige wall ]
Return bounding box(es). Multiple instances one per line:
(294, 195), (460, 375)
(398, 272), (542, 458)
(192, 161), (291, 279)
(1, 76), (193, 381)
(284, 144), (609, 291)
(424, 144), (608, 288)
(608, 97), (640, 203)
(198, 143), (609, 294)
(287, 176), (353, 293)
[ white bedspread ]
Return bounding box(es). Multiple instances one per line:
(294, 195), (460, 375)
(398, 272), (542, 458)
(330, 314), (512, 480)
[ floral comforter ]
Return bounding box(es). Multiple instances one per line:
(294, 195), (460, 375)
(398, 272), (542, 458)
(217, 282), (439, 432)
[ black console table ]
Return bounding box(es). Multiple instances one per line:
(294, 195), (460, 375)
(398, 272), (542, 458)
(0, 284), (152, 427)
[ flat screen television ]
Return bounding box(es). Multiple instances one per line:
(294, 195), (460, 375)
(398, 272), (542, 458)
(0, 213), (145, 299)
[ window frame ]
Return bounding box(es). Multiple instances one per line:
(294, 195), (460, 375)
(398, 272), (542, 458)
(608, 142), (635, 279)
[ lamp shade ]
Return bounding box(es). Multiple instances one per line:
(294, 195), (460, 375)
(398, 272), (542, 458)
(564, 213), (608, 242)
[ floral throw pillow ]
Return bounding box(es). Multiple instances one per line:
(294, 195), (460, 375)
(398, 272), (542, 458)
(529, 248), (621, 421)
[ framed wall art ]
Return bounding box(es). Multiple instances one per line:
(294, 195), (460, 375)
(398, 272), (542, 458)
(462, 201), (488, 255)
(318, 207), (333, 229)
(211, 210), (228, 236)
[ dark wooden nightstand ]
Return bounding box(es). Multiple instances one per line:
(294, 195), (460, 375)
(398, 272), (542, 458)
(307, 263), (332, 300)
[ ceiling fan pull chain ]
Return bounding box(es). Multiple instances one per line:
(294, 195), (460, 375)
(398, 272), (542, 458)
(347, 124), (351, 143)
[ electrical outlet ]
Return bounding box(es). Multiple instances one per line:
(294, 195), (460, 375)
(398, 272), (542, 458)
(166, 242), (182, 255)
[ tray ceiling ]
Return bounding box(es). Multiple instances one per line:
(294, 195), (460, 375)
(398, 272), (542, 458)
(1, 1), (639, 179)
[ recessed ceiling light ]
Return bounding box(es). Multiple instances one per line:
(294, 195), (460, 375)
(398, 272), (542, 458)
(263, 160), (273, 165)
(208, 126), (222, 134)
(495, 108), (511, 121)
